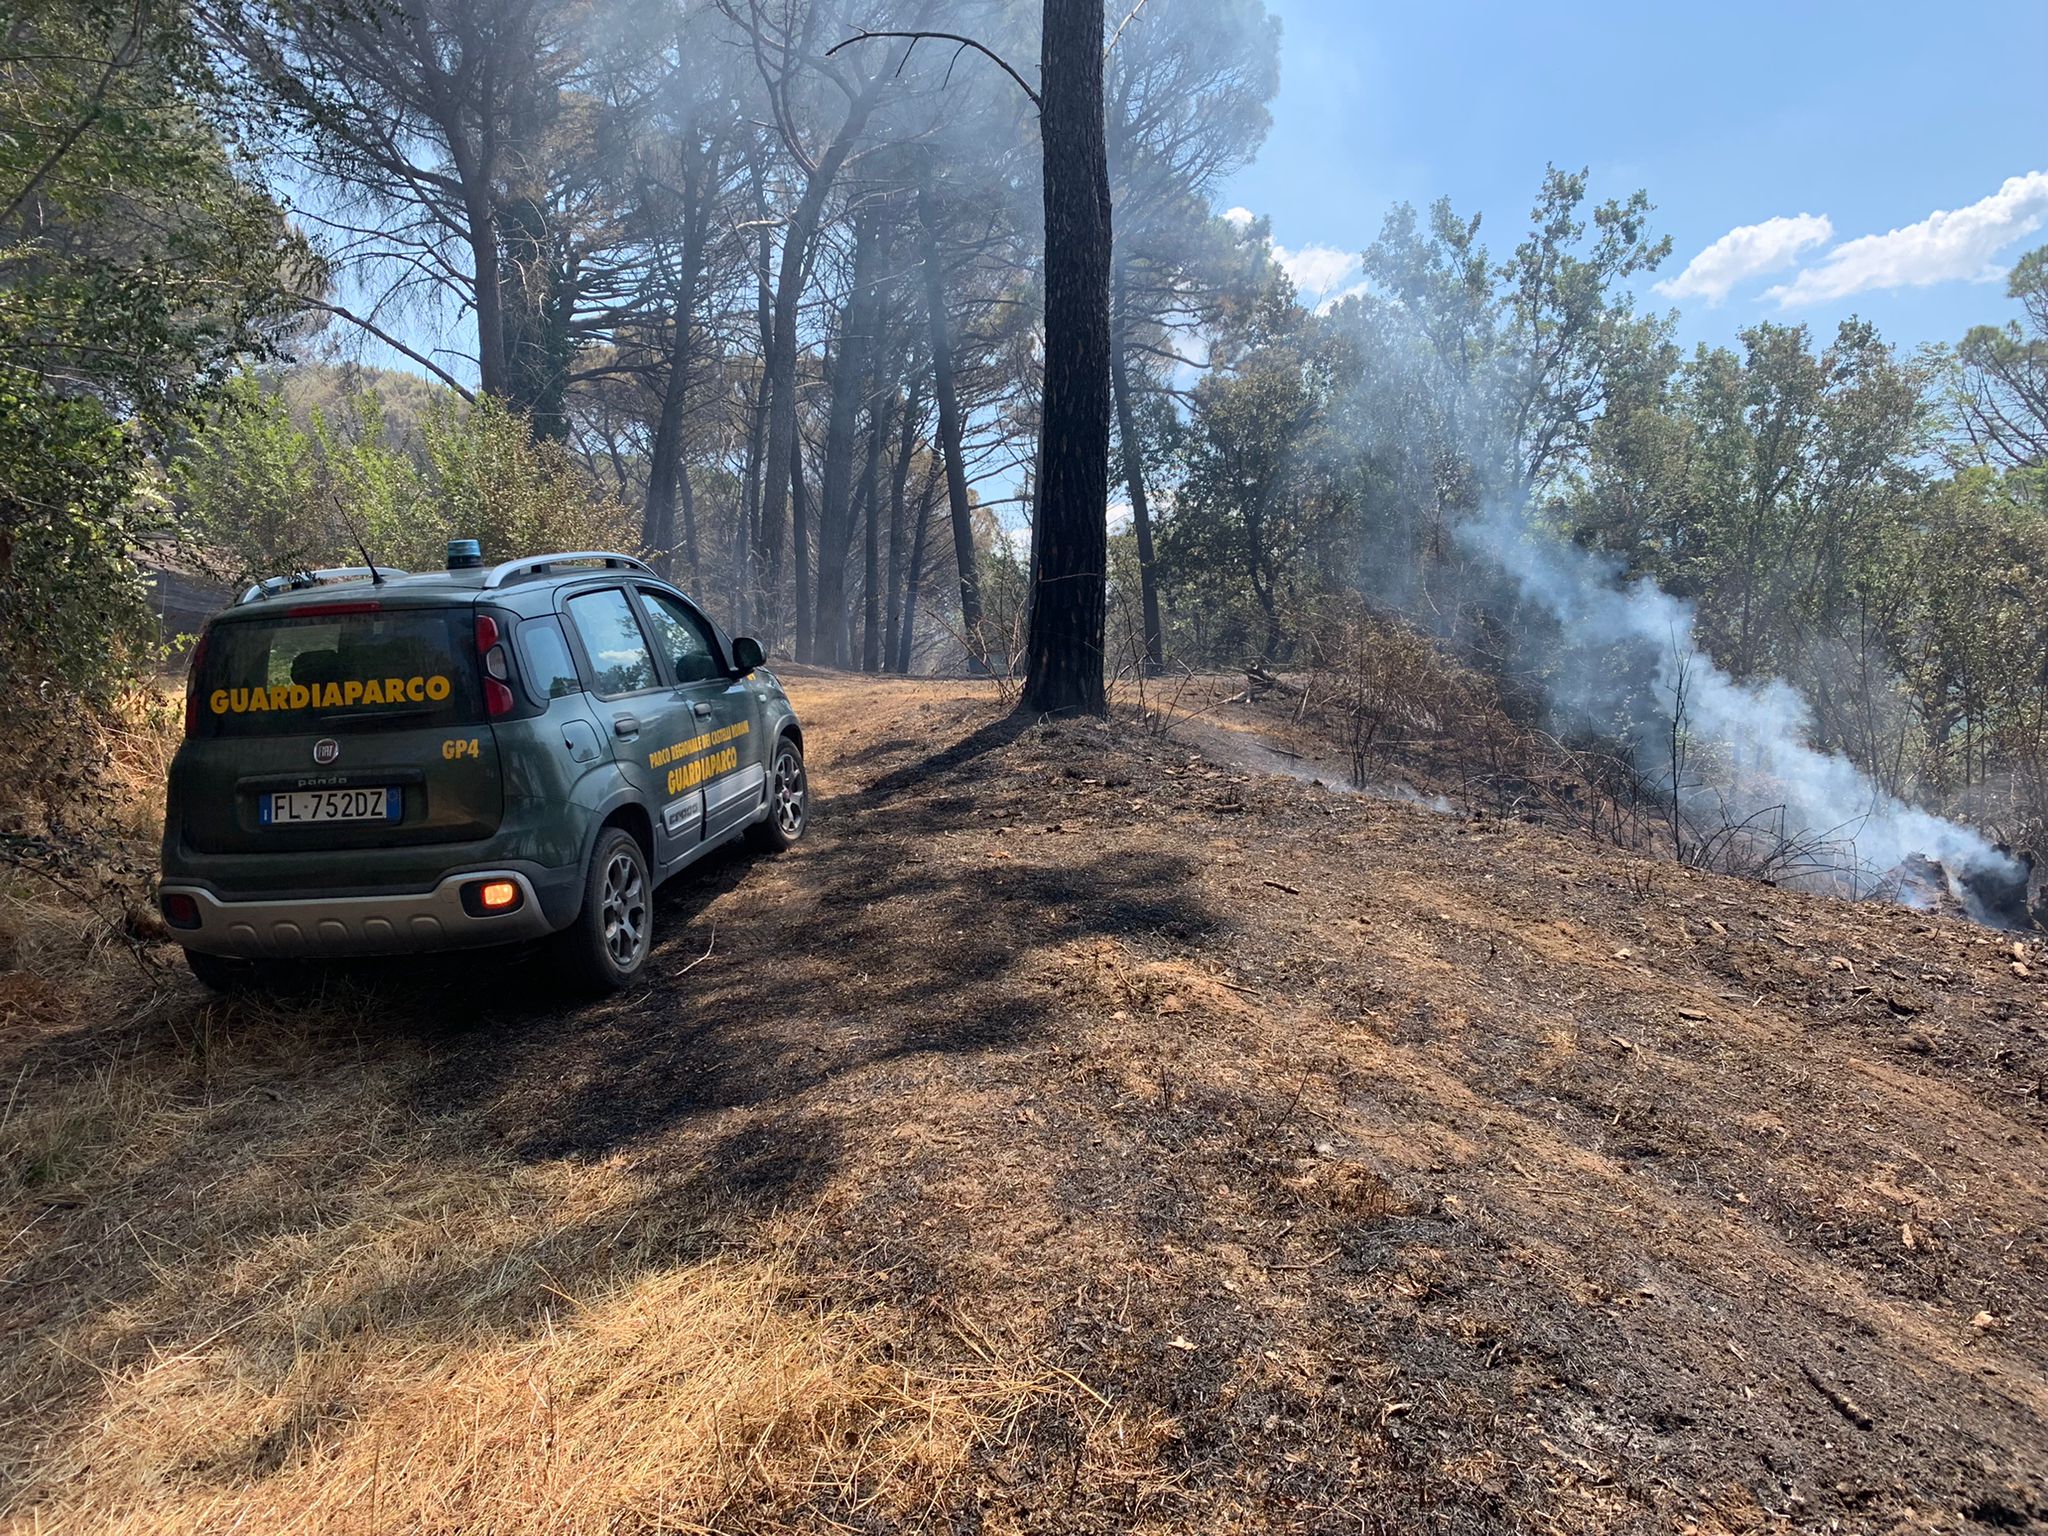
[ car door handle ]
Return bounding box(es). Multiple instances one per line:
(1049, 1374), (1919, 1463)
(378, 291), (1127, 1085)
(691, 701), (714, 718)
(612, 714), (640, 738)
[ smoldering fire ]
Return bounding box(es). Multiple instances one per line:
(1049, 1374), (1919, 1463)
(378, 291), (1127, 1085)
(1459, 504), (2030, 925)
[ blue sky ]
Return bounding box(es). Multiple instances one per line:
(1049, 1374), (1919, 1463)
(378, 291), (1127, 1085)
(1218, 0), (2048, 354)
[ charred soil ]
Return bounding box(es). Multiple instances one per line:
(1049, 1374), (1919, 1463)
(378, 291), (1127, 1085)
(5, 673), (2046, 1534)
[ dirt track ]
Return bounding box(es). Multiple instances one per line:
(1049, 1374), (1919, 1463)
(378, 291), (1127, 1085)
(8, 672), (2048, 1533)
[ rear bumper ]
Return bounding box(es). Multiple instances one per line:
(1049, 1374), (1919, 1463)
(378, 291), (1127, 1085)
(161, 870), (563, 958)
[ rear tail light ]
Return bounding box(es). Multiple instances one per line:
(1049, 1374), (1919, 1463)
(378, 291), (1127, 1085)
(460, 878), (524, 916)
(475, 614), (515, 718)
(183, 628), (210, 738)
(161, 893), (201, 929)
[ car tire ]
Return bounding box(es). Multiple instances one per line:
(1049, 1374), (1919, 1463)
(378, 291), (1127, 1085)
(184, 948), (257, 993)
(559, 826), (653, 993)
(748, 736), (807, 851)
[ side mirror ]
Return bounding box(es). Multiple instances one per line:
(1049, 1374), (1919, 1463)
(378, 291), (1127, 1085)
(731, 635), (765, 674)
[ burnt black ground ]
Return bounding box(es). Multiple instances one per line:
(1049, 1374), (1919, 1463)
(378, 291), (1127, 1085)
(7, 672), (2046, 1534)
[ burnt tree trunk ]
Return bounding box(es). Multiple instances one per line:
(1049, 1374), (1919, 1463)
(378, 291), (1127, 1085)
(497, 187), (573, 441)
(917, 171), (986, 670)
(884, 382), (924, 672)
(790, 443), (816, 657)
(1110, 265), (1164, 673)
(1020, 0), (1112, 716)
(898, 462), (941, 675)
(734, 372), (765, 629)
(814, 206), (884, 666)
(464, 202), (508, 403)
(732, 196), (775, 634)
(763, 140), (856, 658)
(861, 402), (885, 671)
(640, 197), (708, 577)
(676, 457), (701, 594)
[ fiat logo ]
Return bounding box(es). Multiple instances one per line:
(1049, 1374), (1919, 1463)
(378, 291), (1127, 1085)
(312, 738), (340, 766)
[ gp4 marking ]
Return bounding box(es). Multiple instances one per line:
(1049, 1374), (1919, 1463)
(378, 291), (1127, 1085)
(442, 737), (482, 760)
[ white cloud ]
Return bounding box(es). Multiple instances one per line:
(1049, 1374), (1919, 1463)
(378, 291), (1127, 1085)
(1108, 501), (1133, 534)
(1221, 206), (1255, 227)
(1653, 213), (1832, 305)
(1272, 241), (1363, 307)
(1766, 171), (2048, 308)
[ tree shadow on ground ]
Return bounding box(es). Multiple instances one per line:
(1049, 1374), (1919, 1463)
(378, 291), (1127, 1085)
(9, 703), (1215, 1515)
(402, 710), (1214, 1173)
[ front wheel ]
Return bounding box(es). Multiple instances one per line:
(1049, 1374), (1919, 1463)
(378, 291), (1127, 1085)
(749, 737), (807, 851)
(557, 827), (653, 993)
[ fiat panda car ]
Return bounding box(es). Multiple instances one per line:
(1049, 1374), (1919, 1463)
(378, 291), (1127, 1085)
(159, 545), (806, 992)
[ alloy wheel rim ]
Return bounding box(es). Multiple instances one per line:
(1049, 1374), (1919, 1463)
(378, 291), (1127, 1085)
(774, 751), (806, 837)
(600, 851), (647, 969)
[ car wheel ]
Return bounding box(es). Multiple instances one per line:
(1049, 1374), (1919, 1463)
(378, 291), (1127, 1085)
(184, 948), (257, 993)
(560, 826), (653, 993)
(749, 736), (807, 851)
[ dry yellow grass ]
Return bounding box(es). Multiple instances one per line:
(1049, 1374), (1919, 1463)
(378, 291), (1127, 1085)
(2, 946), (1040, 1534)
(0, 697), (1047, 1535)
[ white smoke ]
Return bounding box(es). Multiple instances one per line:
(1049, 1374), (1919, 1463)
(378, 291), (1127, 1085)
(1463, 504), (2020, 894)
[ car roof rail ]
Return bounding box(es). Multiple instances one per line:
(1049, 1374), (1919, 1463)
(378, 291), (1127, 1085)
(236, 566), (411, 606)
(480, 551), (655, 589)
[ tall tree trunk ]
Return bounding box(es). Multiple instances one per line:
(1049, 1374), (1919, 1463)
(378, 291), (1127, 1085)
(735, 369), (768, 632)
(760, 105), (874, 655)
(1110, 267), (1164, 673)
(861, 405), (884, 672)
(467, 205), (508, 401)
(764, 221), (808, 653)
(917, 171), (985, 670)
(676, 457), (701, 595)
(498, 190), (572, 440)
(898, 463), (941, 675)
(813, 207), (883, 666)
(733, 195), (776, 636)
(1020, 0), (1113, 717)
(884, 383), (923, 672)
(791, 436), (815, 661)
(639, 325), (689, 575)
(641, 177), (710, 576)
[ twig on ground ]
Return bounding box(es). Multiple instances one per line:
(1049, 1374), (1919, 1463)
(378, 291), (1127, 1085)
(1258, 1250), (1338, 1272)
(1266, 1066), (1312, 1137)
(675, 922), (717, 977)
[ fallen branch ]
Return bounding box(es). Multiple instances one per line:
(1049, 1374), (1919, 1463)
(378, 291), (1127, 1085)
(1798, 1362), (1874, 1430)
(1245, 664), (1304, 699)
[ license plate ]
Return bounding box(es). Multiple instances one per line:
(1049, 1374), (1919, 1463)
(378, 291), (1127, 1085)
(260, 787), (400, 825)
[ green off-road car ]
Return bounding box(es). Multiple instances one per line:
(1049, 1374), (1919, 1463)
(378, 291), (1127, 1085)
(159, 544), (806, 993)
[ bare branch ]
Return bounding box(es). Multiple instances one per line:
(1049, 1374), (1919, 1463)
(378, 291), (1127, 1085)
(1106, 0), (1157, 56)
(824, 30), (1041, 110)
(298, 299), (477, 401)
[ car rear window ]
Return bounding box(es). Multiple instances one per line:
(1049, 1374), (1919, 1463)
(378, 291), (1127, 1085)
(516, 616), (583, 700)
(197, 608), (483, 736)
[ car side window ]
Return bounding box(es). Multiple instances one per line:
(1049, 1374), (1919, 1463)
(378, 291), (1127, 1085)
(639, 589), (725, 685)
(565, 588), (658, 696)
(516, 615), (582, 699)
